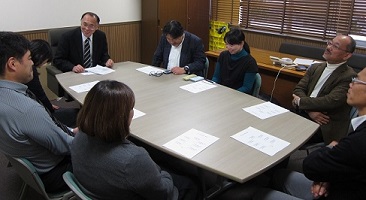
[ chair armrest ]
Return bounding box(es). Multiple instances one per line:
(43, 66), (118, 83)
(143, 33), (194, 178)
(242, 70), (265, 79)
(46, 65), (62, 76)
(46, 65), (64, 97)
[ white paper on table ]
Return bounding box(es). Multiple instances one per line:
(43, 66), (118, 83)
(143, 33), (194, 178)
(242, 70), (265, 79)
(243, 101), (288, 119)
(69, 80), (99, 93)
(163, 129), (219, 158)
(84, 65), (115, 75)
(81, 72), (95, 75)
(132, 108), (145, 120)
(136, 66), (164, 74)
(293, 58), (314, 66)
(231, 126), (290, 156)
(180, 81), (217, 93)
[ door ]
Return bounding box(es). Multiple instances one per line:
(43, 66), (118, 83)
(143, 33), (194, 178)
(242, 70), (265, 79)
(187, 0), (210, 51)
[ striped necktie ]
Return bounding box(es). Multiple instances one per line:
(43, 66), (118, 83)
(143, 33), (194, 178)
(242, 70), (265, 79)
(26, 89), (74, 136)
(83, 38), (92, 68)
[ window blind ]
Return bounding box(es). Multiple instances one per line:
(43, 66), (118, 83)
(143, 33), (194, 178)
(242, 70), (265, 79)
(211, 0), (240, 24)
(212, 0), (366, 41)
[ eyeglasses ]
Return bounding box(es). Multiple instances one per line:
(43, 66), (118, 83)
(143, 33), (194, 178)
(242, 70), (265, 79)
(351, 77), (366, 85)
(326, 40), (349, 52)
(149, 71), (163, 77)
(81, 22), (97, 30)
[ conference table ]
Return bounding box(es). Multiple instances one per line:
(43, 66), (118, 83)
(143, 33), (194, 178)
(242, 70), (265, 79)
(56, 61), (318, 198)
(206, 48), (310, 109)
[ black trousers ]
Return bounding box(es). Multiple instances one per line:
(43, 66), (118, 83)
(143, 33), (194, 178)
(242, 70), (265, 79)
(39, 156), (72, 193)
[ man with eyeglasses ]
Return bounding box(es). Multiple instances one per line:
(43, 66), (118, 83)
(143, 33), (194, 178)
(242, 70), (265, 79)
(152, 20), (206, 77)
(54, 12), (114, 73)
(292, 35), (357, 144)
(253, 67), (366, 200)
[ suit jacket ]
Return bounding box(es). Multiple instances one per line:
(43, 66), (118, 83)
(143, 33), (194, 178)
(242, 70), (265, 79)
(303, 120), (366, 200)
(53, 28), (111, 72)
(293, 63), (356, 144)
(152, 31), (206, 76)
(293, 62), (356, 143)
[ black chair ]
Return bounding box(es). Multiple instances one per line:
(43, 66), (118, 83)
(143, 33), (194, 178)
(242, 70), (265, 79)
(347, 52), (366, 72)
(46, 27), (76, 97)
(203, 57), (209, 79)
(279, 42), (325, 61)
(279, 42), (366, 73)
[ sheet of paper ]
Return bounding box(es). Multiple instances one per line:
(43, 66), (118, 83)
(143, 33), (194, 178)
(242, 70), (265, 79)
(293, 58), (314, 66)
(231, 126), (290, 156)
(243, 101), (288, 119)
(69, 80), (99, 93)
(81, 72), (95, 75)
(84, 65), (115, 75)
(163, 129), (219, 158)
(180, 81), (217, 93)
(132, 108), (145, 120)
(136, 66), (164, 74)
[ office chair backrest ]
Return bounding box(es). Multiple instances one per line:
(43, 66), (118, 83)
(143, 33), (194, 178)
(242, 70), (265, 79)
(63, 171), (92, 200)
(48, 26), (76, 60)
(47, 26), (76, 97)
(347, 53), (366, 73)
(252, 73), (261, 97)
(203, 57), (209, 79)
(279, 42), (325, 61)
(5, 155), (72, 200)
(279, 42), (366, 73)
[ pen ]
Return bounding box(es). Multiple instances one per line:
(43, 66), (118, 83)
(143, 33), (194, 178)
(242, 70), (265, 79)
(204, 79), (215, 84)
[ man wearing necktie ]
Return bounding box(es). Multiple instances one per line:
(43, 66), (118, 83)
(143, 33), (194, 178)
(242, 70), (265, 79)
(0, 32), (75, 193)
(54, 12), (114, 73)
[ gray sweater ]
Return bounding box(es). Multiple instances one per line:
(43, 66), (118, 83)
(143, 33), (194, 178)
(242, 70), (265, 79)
(71, 131), (178, 200)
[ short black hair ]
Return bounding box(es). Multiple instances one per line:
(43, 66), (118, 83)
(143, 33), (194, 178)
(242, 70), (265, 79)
(162, 20), (184, 39)
(30, 39), (52, 67)
(0, 32), (30, 76)
(81, 12), (100, 24)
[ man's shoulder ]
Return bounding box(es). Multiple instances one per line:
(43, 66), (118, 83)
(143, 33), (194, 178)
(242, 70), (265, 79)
(309, 62), (326, 70)
(0, 92), (41, 115)
(343, 64), (357, 75)
(93, 30), (107, 37)
(185, 31), (201, 41)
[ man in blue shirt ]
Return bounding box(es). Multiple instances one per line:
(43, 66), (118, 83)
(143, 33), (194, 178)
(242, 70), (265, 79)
(0, 32), (75, 193)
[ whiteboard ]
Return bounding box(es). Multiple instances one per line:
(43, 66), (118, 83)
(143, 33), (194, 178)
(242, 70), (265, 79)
(0, 0), (141, 32)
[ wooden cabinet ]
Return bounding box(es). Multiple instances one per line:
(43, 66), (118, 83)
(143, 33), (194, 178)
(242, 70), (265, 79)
(141, 0), (209, 65)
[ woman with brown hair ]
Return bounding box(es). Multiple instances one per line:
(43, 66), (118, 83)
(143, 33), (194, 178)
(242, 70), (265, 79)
(71, 80), (179, 199)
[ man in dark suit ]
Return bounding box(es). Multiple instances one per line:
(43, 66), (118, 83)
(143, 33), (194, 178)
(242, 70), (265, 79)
(152, 20), (206, 77)
(54, 12), (114, 73)
(253, 67), (366, 200)
(292, 35), (357, 144)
